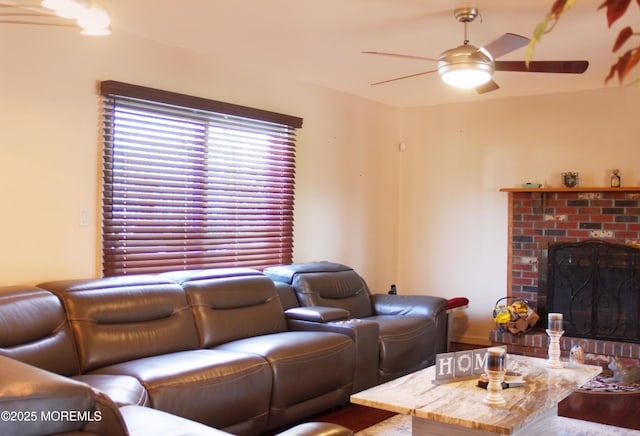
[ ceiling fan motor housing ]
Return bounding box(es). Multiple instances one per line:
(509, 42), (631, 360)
(438, 44), (495, 88)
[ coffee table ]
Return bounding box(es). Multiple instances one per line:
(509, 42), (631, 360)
(351, 354), (601, 435)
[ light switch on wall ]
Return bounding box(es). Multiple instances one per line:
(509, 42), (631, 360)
(79, 208), (89, 227)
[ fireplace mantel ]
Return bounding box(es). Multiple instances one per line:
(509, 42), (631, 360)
(500, 187), (640, 193)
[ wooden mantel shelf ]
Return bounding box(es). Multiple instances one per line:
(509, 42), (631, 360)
(500, 187), (640, 193)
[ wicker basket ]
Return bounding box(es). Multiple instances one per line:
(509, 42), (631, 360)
(493, 297), (539, 335)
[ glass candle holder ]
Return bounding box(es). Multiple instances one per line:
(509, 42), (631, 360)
(486, 347), (506, 371)
(548, 313), (563, 331)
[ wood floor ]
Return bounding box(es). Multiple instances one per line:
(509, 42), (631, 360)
(313, 395), (640, 433)
(558, 390), (640, 430)
(310, 343), (640, 433)
(313, 403), (396, 433)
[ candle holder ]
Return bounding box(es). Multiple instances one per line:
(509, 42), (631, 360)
(545, 329), (564, 369)
(483, 347), (506, 407)
(483, 369), (507, 406)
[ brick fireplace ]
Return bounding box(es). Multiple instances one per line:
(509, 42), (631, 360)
(490, 188), (640, 365)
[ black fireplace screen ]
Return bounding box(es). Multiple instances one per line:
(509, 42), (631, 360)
(539, 240), (640, 343)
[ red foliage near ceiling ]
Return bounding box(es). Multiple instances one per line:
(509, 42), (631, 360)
(533, 0), (640, 84)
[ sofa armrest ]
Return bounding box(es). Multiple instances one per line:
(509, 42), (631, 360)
(371, 294), (449, 355)
(371, 294), (448, 318)
(286, 318), (379, 392)
(0, 355), (122, 436)
(276, 422), (354, 436)
(120, 405), (232, 436)
(285, 306), (350, 323)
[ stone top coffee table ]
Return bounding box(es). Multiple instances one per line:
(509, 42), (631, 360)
(351, 354), (601, 435)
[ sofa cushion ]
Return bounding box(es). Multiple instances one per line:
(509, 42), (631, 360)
(0, 285), (80, 376)
(163, 268), (288, 347)
(73, 374), (149, 407)
(91, 349), (272, 434)
(274, 281), (300, 310)
(38, 276), (200, 373)
(264, 261), (352, 284)
(291, 270), (373, 319)
(265, 262), (374, 318)
(216, 331), (355, 430)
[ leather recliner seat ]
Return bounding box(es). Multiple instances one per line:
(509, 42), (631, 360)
(264, 262), (448, 387)
(161, 268), (355, 431)
(38, 274), (275, 435)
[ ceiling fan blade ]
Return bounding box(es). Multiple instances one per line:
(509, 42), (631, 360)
(475, 80), (500, 94)
(495, 60), (589, 74)
(370, 68), (438, 86)
(362, 51), (439, 62)
(481, 33), (530, 59)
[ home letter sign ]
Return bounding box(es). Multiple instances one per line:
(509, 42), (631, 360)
(434, 347), (505, 383)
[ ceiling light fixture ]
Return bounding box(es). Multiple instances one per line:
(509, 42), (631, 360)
(438, 45), (494, 88)
(0, 0), (110, 35)
(437, 7), (493, 89)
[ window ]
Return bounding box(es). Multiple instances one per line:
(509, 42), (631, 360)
(100, 81), (302, 276)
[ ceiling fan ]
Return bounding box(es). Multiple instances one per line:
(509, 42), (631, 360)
(363, 7), (588, 94)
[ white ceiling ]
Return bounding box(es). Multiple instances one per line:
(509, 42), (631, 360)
(67, 1), (640, 106)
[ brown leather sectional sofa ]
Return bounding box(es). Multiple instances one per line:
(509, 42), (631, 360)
(0, 263), (447, 435)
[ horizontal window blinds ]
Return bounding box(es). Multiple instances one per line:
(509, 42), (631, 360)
(100, 82), (300, 276)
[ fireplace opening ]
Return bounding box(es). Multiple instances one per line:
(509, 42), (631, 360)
(538, 240), (640, 343)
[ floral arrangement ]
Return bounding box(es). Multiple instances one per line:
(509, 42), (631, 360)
(493, 297), (540, 335)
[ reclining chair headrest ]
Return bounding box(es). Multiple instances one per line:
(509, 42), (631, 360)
(264, 262), (353, 285)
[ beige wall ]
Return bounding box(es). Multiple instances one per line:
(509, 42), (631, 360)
(1, 24), (638, 344)
(398, 87), (639, 344)
(0, 26), (400, 287)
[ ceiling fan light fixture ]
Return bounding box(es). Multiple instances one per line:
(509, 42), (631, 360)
(438, 44), (494, 89)
(439, 65), (493, 88)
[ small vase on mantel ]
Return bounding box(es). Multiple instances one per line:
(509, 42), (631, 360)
(611, 169), (621, 188)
